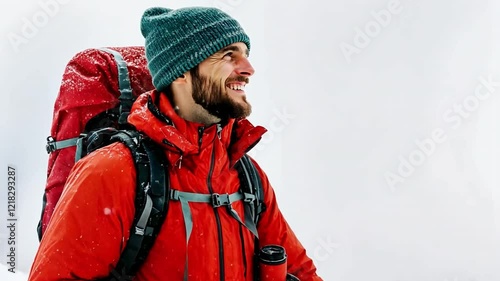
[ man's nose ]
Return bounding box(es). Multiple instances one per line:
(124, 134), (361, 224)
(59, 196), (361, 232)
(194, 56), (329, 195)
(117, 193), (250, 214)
(235, 56), (255, 77)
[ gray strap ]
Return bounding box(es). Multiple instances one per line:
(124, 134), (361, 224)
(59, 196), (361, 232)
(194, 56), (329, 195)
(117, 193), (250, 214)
(99, 48), (132, 98)
(135, 195), (153, 236)
(99, 48), (133, 124)
(228, 204), (259, 239)
(179, 197), (191, 281)
(169, 189), (258, 237)
(169, 189), (249, 280)
(46, 137), (79, 153)
(170, 190), (244, 206)
(171, 190), (245, 242)
(75, 138), (84, 162)
(244, 203), (258, 237)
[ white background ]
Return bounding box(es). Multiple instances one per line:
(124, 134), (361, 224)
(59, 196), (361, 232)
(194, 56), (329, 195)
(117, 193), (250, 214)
(1, 0), (500, 280)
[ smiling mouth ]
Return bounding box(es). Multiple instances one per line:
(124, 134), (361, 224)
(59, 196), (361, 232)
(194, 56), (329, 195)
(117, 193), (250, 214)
(226, 83), (246, 91)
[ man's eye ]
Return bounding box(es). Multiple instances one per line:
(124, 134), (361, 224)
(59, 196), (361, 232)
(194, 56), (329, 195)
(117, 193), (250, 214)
(223, 52), (233, 59)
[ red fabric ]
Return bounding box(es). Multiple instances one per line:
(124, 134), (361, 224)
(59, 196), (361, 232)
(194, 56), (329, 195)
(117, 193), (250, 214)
(30, 91), (322, 281)
(41, 47), (154, 235)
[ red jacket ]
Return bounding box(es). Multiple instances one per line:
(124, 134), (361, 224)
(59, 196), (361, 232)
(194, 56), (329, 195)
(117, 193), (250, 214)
(29, 91), (322, 281)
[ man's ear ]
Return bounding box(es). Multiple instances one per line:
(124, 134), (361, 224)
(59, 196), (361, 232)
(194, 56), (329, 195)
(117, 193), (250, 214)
(171, 71), (190, 85)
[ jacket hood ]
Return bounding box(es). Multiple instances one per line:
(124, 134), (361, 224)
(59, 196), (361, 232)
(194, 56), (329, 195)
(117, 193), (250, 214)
(127, 90), (267, 166)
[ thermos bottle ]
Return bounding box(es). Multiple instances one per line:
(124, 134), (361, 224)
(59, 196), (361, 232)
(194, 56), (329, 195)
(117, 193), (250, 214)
(258, 245), (287, 281)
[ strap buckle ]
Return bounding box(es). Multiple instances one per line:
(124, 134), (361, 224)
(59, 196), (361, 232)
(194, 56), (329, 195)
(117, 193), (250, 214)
(169, 189), (179, 200)
(135, 226), (145, 236)
(212, 193), (230, 208)
(46, 136), (56, 154)
(242, 192), (255, 204)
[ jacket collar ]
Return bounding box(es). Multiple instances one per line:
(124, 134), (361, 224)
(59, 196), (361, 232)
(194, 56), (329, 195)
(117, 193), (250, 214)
(127, 90), (267, 165)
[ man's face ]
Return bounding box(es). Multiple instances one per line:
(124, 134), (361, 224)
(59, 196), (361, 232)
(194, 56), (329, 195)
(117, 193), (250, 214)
(190, 42), (255, 121)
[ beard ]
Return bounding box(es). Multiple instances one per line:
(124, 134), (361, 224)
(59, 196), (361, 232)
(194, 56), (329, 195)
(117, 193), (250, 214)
(190, 66), (252, 121)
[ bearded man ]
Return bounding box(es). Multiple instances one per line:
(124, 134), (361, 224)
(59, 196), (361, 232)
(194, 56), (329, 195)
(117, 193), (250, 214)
(29, 6), (322, 281)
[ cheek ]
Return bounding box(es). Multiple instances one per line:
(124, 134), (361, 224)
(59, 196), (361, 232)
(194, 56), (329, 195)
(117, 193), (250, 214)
(216, 64), (234, 79)
(224, 67), (235, 78)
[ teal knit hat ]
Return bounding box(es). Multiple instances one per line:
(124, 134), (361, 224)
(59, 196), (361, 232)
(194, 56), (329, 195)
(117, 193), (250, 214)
(140, 7), (251, 92)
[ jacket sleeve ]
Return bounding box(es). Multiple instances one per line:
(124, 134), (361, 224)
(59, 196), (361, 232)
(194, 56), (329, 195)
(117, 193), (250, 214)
(28, 143), (136, 281)
(252, 158), (323, 281)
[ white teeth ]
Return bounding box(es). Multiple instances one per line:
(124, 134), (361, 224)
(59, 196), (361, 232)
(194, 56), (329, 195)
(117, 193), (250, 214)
(228, 84), (244, 91)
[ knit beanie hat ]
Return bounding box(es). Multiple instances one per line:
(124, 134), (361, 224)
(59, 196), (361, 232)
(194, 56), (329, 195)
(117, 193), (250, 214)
(140, 7), (251, 92)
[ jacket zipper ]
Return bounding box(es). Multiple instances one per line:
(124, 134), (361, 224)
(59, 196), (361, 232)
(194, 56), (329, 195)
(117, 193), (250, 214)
(207, 131), (225, 281)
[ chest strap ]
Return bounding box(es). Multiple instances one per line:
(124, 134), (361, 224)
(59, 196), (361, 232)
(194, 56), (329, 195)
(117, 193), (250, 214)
(169, 188), (259, 281)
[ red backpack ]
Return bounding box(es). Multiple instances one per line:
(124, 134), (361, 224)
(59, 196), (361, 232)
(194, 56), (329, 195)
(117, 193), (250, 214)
(39, 46), (154, 238)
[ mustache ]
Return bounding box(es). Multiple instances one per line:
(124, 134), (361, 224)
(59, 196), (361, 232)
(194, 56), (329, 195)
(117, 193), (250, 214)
(225, 76), (250, 84)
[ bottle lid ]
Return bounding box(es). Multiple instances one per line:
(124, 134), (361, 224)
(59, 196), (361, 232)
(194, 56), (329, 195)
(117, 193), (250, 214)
(259, 245), (287, 265)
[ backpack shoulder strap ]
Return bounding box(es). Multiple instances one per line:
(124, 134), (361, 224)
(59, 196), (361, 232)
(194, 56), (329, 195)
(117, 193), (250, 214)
(235, 154), (267, 278)
(235, 154), (266, 227)
(84, 129), (169, 280)
(112, 134), (169, 280)
(99, 48), (134, 126)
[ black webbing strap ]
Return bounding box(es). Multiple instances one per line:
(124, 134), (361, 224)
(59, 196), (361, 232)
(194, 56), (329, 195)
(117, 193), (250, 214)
(99, 48), (134, 126)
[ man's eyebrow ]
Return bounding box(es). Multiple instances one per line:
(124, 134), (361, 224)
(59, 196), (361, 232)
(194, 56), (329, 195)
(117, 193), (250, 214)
(219, 45), (249, 57)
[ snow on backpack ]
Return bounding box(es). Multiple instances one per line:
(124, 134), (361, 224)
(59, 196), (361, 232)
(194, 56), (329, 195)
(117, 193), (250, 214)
(38, 46), (266, 279)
